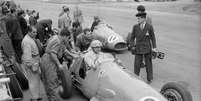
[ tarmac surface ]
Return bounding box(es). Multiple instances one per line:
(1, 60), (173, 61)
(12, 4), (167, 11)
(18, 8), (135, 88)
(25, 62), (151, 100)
(14, 0), (201, 101)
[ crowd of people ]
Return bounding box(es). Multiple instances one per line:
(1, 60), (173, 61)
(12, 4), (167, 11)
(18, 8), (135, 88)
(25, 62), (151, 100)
(0, 0), (157, 101)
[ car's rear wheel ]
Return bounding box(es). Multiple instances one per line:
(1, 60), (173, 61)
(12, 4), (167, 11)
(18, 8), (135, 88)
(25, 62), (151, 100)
(160, 82), (193, 101)
(58, 67), (72, 99)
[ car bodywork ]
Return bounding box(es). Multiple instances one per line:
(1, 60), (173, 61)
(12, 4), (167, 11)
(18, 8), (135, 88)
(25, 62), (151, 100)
(69, 55), (167, 101)
(93, 23), (128, 51)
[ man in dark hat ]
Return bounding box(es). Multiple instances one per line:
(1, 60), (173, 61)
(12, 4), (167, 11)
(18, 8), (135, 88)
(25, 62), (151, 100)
(137, 5), (152, 25)
(130, 12), (157, 84)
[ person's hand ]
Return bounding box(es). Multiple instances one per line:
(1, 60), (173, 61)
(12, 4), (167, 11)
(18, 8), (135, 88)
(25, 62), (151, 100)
(152, 48), (158, 52)
(58, 64), (64, 71)
(8, 56), (16, 65)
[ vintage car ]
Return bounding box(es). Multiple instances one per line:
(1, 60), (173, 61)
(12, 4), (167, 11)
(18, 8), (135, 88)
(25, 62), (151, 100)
(93, 23), (128, 51)
(58, 53), (192, 101)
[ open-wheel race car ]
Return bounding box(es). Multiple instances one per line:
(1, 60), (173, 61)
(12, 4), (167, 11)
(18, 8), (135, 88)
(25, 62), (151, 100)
(57, 52), (193, 101)
(93, 23), (128, 51)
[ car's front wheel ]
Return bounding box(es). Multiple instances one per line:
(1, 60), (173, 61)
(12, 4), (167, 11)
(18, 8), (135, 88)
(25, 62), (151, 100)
(160, 82), (193, 101)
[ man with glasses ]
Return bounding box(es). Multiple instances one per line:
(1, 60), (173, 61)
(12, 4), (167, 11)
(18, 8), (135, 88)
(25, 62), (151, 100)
(21, 26), (42, 101)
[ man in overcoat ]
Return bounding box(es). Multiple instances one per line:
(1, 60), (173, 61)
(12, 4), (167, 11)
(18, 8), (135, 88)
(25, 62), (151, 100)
(130, 12), (157, 83)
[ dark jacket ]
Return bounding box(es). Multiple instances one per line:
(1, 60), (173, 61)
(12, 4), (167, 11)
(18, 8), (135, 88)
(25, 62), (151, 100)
(130, 23), (156, 54)
(5, 14), (23, 40)
(35, 19), (53, 45)
(29, 13), (39, 26)
(0, 16), (15, 58)
(76, 33), (93, 52)
(17, 16), (28, 36)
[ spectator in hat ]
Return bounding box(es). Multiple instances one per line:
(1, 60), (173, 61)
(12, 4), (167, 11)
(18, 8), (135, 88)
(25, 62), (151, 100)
(58, 6), (72, 30)
(137, 5), (152, 25)
(130, 12), (157, 84)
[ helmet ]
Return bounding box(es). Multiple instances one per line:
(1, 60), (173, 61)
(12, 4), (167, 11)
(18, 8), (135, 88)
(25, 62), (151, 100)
(90, 40), (102, 48)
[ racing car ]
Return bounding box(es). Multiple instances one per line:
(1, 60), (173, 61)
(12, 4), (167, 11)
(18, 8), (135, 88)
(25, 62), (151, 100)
(93, 23), (128, 51)
(58, 53), (192, 101)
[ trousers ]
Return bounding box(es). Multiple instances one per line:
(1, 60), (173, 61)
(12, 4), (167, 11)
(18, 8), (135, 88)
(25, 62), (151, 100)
(134, 52), (153, 81)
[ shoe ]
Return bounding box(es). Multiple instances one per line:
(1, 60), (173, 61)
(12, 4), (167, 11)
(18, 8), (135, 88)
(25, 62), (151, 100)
(147, 80), (152, 84)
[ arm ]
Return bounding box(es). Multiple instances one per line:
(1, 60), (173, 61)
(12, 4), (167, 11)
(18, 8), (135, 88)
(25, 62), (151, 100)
(50, 52), (62, 68)
(75, 36), (81, 51)
(149, 25), (156, 49)
(130, 26), (136, 47)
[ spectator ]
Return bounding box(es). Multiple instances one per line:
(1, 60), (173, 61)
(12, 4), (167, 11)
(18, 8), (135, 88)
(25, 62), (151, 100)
(137, 5), (152, 25)
(76, 28), (93, 52)
(73, 6), (84, 26)
(35, 19), (53, 45)
(29, 10), (39, 26)
(0, 6), (15, 61)
(5, 6), (23, 63)
(58, 6), (71, 30)
(130, 12), (157, 84)
(91, 16), (101, 32)
(71, 21), (82, 43)
(17, 9), (28, 36)
(21, 26), (42, 101)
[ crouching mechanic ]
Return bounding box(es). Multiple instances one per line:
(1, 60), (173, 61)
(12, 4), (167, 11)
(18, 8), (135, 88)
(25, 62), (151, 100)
(40, 28), (77, 101)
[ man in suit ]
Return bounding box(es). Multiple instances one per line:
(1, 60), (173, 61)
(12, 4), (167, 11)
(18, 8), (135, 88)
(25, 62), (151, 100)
(130, 12), (157, 84)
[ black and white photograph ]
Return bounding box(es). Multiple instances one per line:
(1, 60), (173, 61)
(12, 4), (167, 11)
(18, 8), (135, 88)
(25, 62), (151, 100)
(0, 0), (200, 101)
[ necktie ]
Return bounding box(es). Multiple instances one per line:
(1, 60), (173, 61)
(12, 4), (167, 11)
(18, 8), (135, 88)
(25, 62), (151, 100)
(140, 24), (144, 30)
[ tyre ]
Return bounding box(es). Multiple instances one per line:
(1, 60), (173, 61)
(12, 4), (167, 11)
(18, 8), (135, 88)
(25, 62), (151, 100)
(58, 68), (72, 99)
(160, 82), (193, 101)
(5, 66), (23, 99)
(11, 62), (29, 90)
